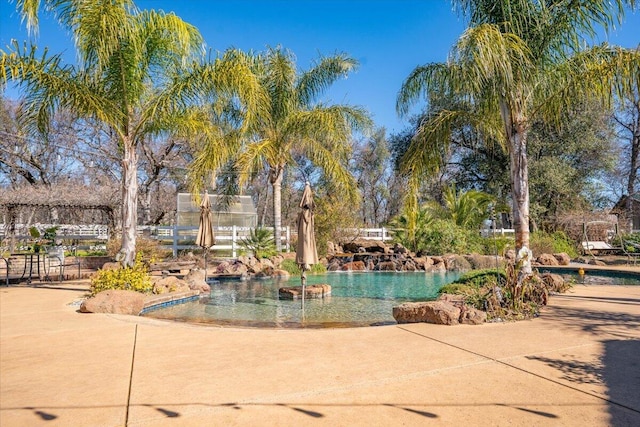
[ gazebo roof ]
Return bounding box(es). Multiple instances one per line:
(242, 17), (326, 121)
(0, 185), (118, 211)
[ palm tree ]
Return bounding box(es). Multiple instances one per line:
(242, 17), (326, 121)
(191, 47), (371, 251)
(2, 0), (263, 266)
(397, 0), (639, 270)
(427, 185), (494, 230)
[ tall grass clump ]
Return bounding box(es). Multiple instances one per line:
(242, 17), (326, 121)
(279, 259), (326, 275)
(439, 264), (570, 320)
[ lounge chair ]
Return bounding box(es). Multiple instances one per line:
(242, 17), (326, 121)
(581, 240), (621, 255)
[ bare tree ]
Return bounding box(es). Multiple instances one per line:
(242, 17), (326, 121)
(613, 90), (640, 202)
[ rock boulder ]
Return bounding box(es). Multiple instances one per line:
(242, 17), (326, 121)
(341, 261), (366, 271)
(536, 253), (560, 266)
(553, 253), (571, 266)
(184, 269), (211, 294)
(80, 290), (145, 315)
(279, 284), (332, 299)
(459, 306), (487, 325)
(392, 301), (461, 325)
(152, 276), (190, 294)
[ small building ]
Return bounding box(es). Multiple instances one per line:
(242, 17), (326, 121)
(176, 193), (257, 228)
(611, 195), (640, 233)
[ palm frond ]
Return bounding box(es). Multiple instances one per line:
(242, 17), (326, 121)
(297, 53), (358, 106)
(262, 47), (298, 124)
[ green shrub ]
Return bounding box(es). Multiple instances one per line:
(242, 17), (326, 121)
(407, 219), (485, 255)
(530, 231), (578, 258)
(614, 232), (640, 253)
(478, 235), (514, 256)
(239, 228), (276, 258)
(90, 254), (153, 296)
(107, 236), (171, 260)
(280, 259), (326, 275)
(440, 269), (505, 294)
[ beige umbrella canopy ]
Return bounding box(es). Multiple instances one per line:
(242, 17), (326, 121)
(296, 182), (318, 309)
(195, 193), (214, 279)
(296, 182), (319, 269)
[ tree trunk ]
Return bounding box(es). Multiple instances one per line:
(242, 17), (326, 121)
(509, 128), (531, 272)
(627, 100), (640, 199)
(501, 100), (531, 270)
(120, 138), (138, 267)
(270, 166), (284, 252)
(140, 188), (152, 225)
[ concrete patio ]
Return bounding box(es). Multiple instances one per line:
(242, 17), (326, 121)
(1, 280), (639, 426)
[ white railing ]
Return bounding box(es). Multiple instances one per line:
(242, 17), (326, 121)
(148, 225), (394, 257)
(0, 223), (109, 240)
(480, 228), (515, 238)
(147, 225), (291, 257)
(2, 223), (394, 257)
(342, 227), (393, 241)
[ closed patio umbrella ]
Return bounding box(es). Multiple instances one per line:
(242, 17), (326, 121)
(296, 182), (319, 310)
(195, 193), (214, 281)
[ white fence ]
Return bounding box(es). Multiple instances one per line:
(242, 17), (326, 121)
(2, 223), (394, 257)
(0, 224), (110, 241)
(147, 225), (291, 258)
(342, 228), (393, 241)
(480, 228), (515, 238)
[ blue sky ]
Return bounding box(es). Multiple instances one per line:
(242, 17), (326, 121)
(1, 0), (639, 134)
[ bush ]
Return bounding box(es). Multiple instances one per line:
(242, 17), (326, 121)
(90, 254), (153, 296)
(439, 266), (569, 320)
(478, 235), (514, 256)
(411, 219), (485, 255)
(444, 269), (506, 290)
(279, 259), (326, 275)
(239, 228), (276, 259)
(530, 231), (578, 257)
(613, 232), (640, 253)
(107, 236), (172, 261)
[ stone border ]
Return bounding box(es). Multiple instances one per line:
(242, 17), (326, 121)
(139, 290), (201, 315)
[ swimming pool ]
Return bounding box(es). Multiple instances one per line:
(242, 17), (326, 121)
(540, 266), (640, 286)
(142, 271), (461, 328)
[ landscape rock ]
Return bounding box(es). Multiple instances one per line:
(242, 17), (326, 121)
(464, 254), (505, 270)
(101, 262), (121, 271)
(553, 253), (571, 266)
(375, 261), (397, 271)
(279, 284), (331, 299)
(341, 239), (388, 254)
(413, 256), (433, 271)
(80, 290), (145, 315)
(427, 261), (447, 273)
(184, 268), (211, 294)
(541, 273), (566, 292)
(392, 301), (461, 325)
(536, 253), (560, 266)
(152, 276), (190, 294)
(444, 255), (472, 271)
(459, 306), (487, 325)
(254, 266), (275, 278)
(402, 259), (417, 271)
(341, 261), (366, 271)
(272, 269), (291, 278)
(393, 243), (408, 254)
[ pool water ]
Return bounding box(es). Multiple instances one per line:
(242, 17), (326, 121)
(142, 271), (461, 328)
(544, 268), (640, 286)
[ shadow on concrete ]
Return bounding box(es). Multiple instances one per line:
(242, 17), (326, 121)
(4, 401), (584, 424)
(603, 340), (640, 426)
(554, 295), (640, 306)
(527, 340), (640, 426)
(543, 304), (640, 339)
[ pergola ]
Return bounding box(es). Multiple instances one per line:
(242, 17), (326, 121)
(1, 186), (118, 252)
